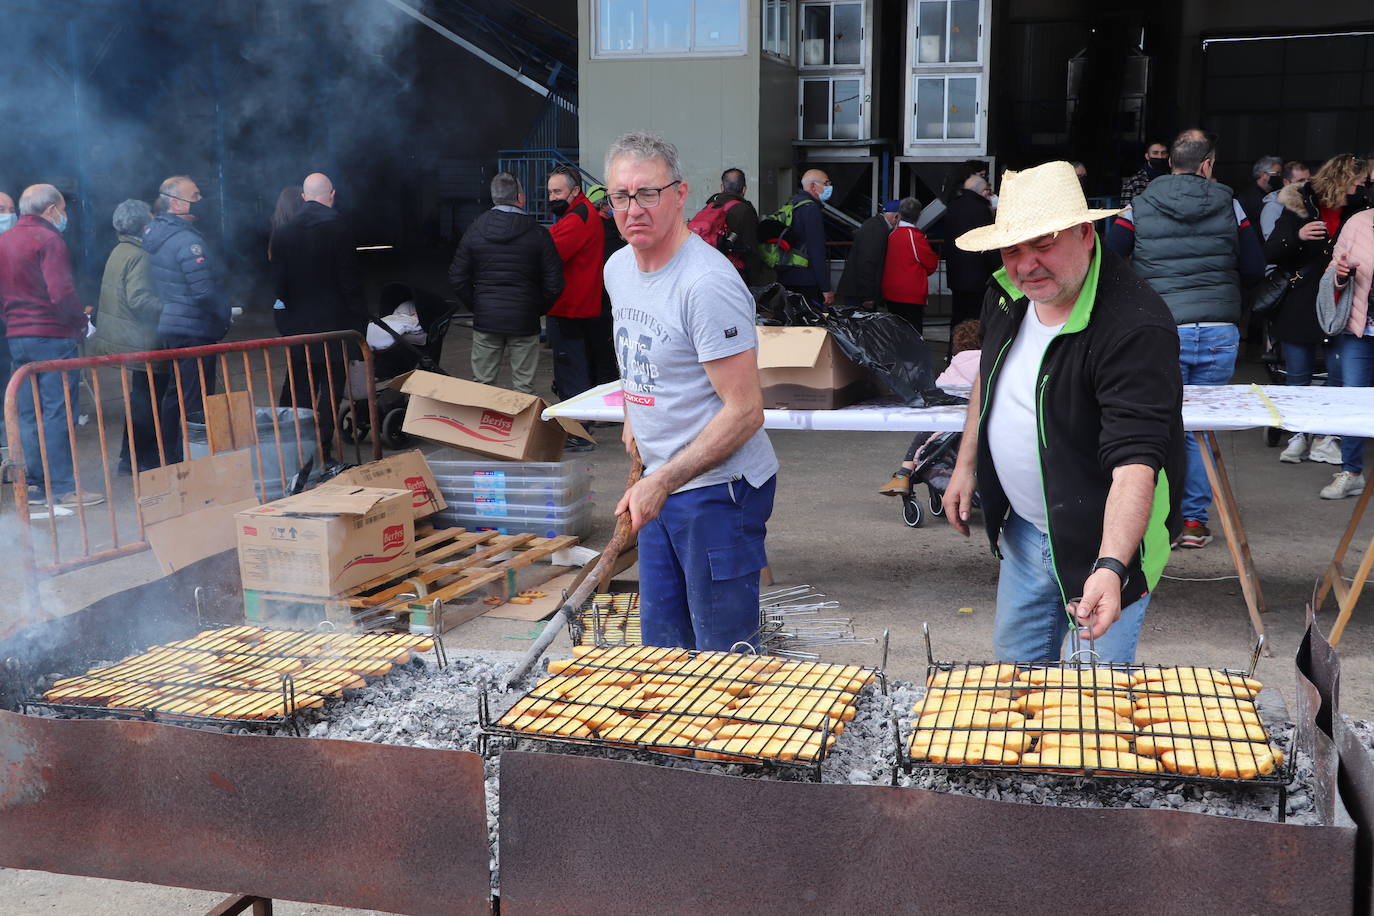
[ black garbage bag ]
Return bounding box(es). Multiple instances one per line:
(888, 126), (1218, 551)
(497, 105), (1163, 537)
(751, 282), (789, 325)
(822, 312), (968, 408)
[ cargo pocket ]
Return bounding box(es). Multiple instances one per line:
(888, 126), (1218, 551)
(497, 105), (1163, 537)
(707, 536), (768, 582)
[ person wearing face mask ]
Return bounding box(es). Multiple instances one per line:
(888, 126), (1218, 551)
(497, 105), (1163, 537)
(944, 173), (1002, 356)
(1119, 141), (1170, 207)
(0, 183), (103, 508)
(144, 175), (230, 463)
(544, 166), (604, 451)
(1260, 161), (1310, 241)
(1237, 155), (1282, 240)
(0, 192), (16, 234)
(776, 169), (835, 307)
(1105, 129), (1266, 550)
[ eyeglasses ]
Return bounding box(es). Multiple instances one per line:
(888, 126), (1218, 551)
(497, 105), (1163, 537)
(607, 180), (681, 211)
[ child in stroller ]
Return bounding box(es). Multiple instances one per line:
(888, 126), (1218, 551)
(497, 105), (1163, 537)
(878, 320), (981, 527)
(339, 282), (459, 449)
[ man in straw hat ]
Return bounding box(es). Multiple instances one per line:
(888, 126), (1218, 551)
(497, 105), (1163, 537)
(943, 160), (1186, 663)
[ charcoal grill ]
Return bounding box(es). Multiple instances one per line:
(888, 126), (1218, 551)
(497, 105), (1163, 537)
(20, 621), (445, 736)
(901, 625), (1296, 819)
(480, 646), (885, 781)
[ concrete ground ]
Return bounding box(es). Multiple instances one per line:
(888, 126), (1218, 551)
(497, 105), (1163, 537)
(5, 297), (1374, 913)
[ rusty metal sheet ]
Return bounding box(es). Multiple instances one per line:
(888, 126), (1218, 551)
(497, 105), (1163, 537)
(499, 751), (1355, 916)
(1337, 711), (1374, 915)
(0, 711), (490, 916)
(1299, 614), (1342, 732)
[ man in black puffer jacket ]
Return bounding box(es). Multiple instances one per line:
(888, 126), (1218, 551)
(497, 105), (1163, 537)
(448, 172), (563, 394)
(144, 175), (230, 462)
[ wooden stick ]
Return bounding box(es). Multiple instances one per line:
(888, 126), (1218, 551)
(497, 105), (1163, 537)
(506, 446), (643, 687)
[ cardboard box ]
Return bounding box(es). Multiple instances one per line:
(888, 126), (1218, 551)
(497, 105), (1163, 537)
(139, 451), (262, 574)
(236, 485), (416, 597)
(756, 327), (870, 410)
(330, 449), (446, 520)
(399, 371), (589, 462)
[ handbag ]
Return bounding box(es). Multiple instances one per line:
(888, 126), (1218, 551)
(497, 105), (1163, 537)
(1316, 265), (1356, 336)
(1249, 266), (1296, 316)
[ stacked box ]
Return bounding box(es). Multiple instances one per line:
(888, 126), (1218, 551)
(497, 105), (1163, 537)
(427, 458), (595, 538)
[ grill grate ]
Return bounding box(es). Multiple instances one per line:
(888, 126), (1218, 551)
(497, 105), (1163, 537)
(481, 645), (884, 780)
(25, 625), (440, 733)
(569, 593), (641, 646)
(903, 629), (1294, 818)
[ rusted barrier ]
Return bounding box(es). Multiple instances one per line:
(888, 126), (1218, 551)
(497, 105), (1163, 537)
(2, 331), (381, 619)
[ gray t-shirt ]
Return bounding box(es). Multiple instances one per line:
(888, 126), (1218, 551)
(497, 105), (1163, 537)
(605, 233), (778, 493)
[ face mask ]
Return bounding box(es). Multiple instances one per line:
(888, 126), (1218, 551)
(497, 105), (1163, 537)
(1148, 159), (1169, 176)
(0, 213), (15, 233)
(54, 213), (68, 233)
(819, 185), (833, 202)
(987, 194), (999, 209)
(549, 198), (570, 218)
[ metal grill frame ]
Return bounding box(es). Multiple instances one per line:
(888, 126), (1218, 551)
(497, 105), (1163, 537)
(22, 621), (444, 736)
(480, 647), (887, 782)
(901, 626), (1296, 820)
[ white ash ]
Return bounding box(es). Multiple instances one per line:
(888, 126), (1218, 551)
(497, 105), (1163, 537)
(894, 682), (1315, 825)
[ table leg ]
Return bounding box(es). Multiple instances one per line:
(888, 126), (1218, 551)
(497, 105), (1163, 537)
(1198, 431), (1270, 652)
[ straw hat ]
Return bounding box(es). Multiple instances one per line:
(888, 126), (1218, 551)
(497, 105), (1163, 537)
(955, 160), (1121, 252)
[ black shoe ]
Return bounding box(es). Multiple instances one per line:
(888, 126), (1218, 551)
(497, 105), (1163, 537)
(564, 435), (596, 453)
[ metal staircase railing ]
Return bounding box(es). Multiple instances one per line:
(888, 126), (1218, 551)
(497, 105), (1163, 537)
(496, 149), (601, 223)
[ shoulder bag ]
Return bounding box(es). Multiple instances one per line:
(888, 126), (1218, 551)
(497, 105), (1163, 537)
(1249, 266), (1296, 317)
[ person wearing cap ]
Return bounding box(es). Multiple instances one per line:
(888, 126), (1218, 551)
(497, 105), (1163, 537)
(943, 160), (1186, 664)
(836, 199), (899, 309)
(881, 197), (938, 334)
(582, 182), (622, 400)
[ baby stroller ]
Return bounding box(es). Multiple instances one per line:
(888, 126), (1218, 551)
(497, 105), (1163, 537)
(901, 430), (967, 528)
(338, 282), (459, 450)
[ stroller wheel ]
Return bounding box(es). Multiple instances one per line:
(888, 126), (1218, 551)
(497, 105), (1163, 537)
(337, 401), (369, 445)
(928, 486), (945, 517)
(381, 407), (409, 450)
(902, 493), (923, 528)
(1265, 427), (1282, 448)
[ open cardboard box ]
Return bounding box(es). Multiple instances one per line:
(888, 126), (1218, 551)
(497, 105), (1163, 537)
(331, 449), (446, 521)
(756, 326), (870, 410)
(400, 371), (590, 461)
(235, 485), (416, 598)
(139, 451), (261, 574)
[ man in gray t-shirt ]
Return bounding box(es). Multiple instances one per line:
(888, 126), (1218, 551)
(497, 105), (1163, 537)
(602, 130), (779, 651)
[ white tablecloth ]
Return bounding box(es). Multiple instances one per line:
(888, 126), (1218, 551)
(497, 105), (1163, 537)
(543, 382), (1374, 437)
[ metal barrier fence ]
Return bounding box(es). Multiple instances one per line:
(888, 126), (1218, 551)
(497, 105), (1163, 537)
(2, 332), (381, 600)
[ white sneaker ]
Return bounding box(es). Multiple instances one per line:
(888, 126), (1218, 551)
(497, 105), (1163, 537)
(1309, 436), (1343, 465)
(1280, 433), (1309, 463)
(1321, 471), (1365, 500)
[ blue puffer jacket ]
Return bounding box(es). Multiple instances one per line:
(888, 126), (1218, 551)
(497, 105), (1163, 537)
(144, 213), (229, 341)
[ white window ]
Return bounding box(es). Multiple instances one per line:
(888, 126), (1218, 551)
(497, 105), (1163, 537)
(800, 76), (865, 140)
(912, 74), (979, 141)
(763, 0), (792, 59)
(800, 1), (864, 69)
(596, 0), (746, 57)
(913, 0), (981, 65)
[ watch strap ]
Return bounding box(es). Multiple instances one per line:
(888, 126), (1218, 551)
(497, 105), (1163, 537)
(1091, 556), (1129, 585)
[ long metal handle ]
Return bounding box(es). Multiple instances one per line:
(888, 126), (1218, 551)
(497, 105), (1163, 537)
(505, 446), (643, 687)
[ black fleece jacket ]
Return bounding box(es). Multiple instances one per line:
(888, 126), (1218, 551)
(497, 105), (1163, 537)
(975, 242), (1185, 604)
(449, 207), (564, 337)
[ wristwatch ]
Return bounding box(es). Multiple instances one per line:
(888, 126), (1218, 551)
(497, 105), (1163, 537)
(1091, 556), (1129, 587)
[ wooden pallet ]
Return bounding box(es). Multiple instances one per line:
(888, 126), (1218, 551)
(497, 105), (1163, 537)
(243, 527), (580, 632)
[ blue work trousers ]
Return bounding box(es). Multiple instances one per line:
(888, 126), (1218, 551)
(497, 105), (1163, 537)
(639, 475), (776, 651)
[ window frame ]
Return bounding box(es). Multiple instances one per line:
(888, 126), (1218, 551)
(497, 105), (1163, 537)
(593, 0), (749, 59)
(911, 0), (984, 68)
(798, 0), (866, 71)
(798, 74), (867, 141)
(762, 0), (793, 61)
(903, 0), (989, 155)
(910, 73), (982, 143)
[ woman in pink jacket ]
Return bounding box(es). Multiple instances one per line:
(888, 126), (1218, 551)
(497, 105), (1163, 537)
(1325, 176), (1374, 499)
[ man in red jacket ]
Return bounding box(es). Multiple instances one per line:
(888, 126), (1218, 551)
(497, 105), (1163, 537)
(0, 184), (102, 508)
(546, 166), (605, 451)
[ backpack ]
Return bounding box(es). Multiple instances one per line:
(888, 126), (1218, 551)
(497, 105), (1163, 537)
(687, 198), (744, 269)
(756, 197), (814, 270)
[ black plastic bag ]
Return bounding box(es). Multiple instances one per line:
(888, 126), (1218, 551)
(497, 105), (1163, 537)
(822, 312), (968, 408)
(750, 282), (789, 325)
